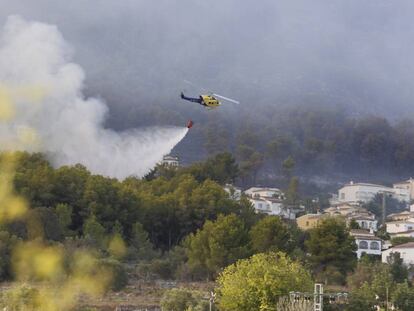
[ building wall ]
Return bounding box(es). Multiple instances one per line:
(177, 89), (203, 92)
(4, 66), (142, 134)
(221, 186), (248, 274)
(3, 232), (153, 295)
(339, 183), (409, 204)
(390, 231), (414, 238)
(382, 248), (414, 265)
(245, 188), (284, 199)
(355, 238), (381, 259)
(355, 219), (378, 231)
(393, 179), (414, 201)
(386, 222), (414, 234)
(224, 185), (242, 201)
(249, 198), (295, 219)
(249, 199), (271, 214)
(338, 184), (393, 204)
(392, 187), (411, 202)
(297, 214), (326, 230)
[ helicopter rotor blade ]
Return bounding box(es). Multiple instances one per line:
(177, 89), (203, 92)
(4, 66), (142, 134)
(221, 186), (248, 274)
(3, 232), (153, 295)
(183, 80), (209, 92)
(184, 80), (240, 104)
(213, 93), (240, 105)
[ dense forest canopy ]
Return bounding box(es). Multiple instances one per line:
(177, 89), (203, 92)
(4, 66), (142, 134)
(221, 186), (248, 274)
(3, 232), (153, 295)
(171, 108), (414, 188)
(6, 152), (248, 251)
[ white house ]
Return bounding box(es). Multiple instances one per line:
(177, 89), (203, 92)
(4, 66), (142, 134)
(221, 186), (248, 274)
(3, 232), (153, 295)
(223, 184), (242, 201)
(382, 242), (414, 265)
(393, 178), (414, 202)
(389, 230), (414, 239)
(349, 215), (378, 232)
(350, 229), (382, 259)
(324, 204), (378, 231)
(386, 220), (414, 234)
(248, 197), (296, 219)
(161, 155), (180, 167)
(338, 182), (410, 204)
(387, 210), (414, 222)
(245, 187), (296, 219)
(324, 203), (362, 216)
(244, 187), (285, 200)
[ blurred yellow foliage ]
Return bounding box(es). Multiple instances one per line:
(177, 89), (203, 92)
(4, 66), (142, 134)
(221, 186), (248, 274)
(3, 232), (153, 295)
(13, 242), (64, 282)
(0, 153), (28, 223)
(0, 85), (14, 120)
(18, 126), (41, 148)
(0, 84), (116, 310)
(108, 233), (127, 259)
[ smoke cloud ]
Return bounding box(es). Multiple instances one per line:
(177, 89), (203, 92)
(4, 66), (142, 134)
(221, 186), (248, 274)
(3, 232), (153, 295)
(1, 0), (413, 120)
(0, 16), (188, 179)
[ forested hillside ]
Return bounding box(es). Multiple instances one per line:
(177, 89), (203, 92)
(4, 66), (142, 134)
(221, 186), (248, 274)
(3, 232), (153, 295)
(162, 105), (414, 187)
(7, 152), (242, 251)
(2, 152), (414, 310)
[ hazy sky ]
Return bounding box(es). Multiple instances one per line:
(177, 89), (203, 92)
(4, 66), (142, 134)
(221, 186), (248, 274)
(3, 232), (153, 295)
(1, 0), (414, 125)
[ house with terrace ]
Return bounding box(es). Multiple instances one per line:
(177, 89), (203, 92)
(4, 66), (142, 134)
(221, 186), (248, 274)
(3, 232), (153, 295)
(350, 229), (382, 259)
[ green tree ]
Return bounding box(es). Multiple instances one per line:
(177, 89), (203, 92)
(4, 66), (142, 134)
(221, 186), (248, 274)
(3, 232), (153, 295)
(266, 136), (293, 161)
(13, 152), (56, 207)
(364, 193), (406, 220)
(186, 214), (250, 279)
(349, 219), (360, 230)
(346, 260), (412, 309)
(204, 119), (230, 156)
(98, 258), (128, 291)
(183, 153), (239, 185)
(216, 252), (313, 311)
(53, 164), (91, 231)
(368, 265), (394, 302)
(0, 231), (20, 281)
(127, 222), (157, 261)
(25, 207), (63, 241)
(391, 236), (414, 246)
(204, 152), (239, 185)
(285, 177), (300, 206)
(347, 258), (383, 290)
(236, 145), (263, 184)
(111, 220), (123, 236)
(392, 282), (414, 311)
(55, 203), (73, 235)
(160, 289), (208, 311)
(83, 216), (105, 248)
(82, 175), (123, 231)
(160, 288), (195, 311)
(249, 216), (294, 254)
(388, 252), (409, 283)
(305, 218), (357, 284)
(346, 283), (377, 311)
(0, 286), (41, 310)
(282, 156), (295, 179)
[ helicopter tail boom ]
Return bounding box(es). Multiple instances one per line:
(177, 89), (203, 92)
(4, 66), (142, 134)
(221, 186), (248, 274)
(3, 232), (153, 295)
(181, 92), (203, 104)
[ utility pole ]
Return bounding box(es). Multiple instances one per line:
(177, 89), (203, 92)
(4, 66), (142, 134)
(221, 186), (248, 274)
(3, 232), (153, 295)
(380, 190), (394, 226)
(386, 287), (389, 311)
(382, 191), (387, 225)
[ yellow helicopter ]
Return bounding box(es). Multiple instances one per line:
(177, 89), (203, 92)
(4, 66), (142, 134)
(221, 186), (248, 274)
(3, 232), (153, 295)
(180, 80), (240, 109)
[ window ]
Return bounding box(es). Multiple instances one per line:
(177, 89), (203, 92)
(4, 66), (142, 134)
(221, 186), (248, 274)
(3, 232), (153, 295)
(359, 241), (368, 249)
(370, 242), (379, 250)
(306, 221), (309, 226)
(340, 193), (345, 200)
(361, 221), (366, 228)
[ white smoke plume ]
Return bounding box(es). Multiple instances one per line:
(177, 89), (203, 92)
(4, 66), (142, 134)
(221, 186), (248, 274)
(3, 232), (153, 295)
(0, 16), (188, 179)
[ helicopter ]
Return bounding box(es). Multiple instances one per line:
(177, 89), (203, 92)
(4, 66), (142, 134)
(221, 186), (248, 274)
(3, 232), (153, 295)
(180, 80), (240, 109)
